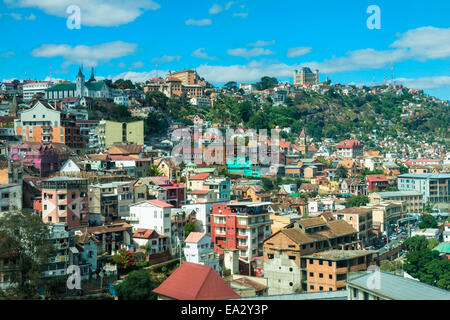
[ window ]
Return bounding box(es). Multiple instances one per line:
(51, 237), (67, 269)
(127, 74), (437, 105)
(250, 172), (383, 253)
(288, 256), (296, 260)
(289, 282), (293, 287)
(310, 285), (314, 290)
(353, 288), (358, 298)
(319, 286), (323, 291)
(319, 273), (323, 278)
(329, 274), (333, 279)
(267, 254), (274, 259)
(363, 292), (369, 300)
(309, 272), (313, 277)
(319, 260), (323, 265)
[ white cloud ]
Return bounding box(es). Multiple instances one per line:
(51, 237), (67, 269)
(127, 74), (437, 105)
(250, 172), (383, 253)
(395, 76), (450, 90)
(247, 40), (275, 47)
(192, 48), (216, 60)
(118, 62), (126, 68)
(185, 18), (212, 26)
(301, 27), (450, 74)
(0, 51), (15, 58)
(287, 47), (312, 58)
(208, 4), (223, 15)
(4, 0), (160, 27)
(110, 70), (167, 83)
(233, 12), (248, 18)
(152, 55), (181, 63)
(131, 61), (144, 69)
(31, 41), (138, 68)
(227, 48), (275, 59)
(390, 26), (450, 60)
(208, 2), (234, 15)
(196, 60), (296, 83)
(25, 13), (36, 20)
(9, 13), (22, 20)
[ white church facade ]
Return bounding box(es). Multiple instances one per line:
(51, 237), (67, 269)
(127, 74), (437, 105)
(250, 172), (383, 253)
(45, 68), (112, 101)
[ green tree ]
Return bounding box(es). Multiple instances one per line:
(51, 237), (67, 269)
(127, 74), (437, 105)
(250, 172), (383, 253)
(183, 222), (196, 237)
(115, 269), (158, 300)
(404, 236), (429, 252)
(419, 214), (437, 229)
(149, 164), (162, 176)
(0, 211), (56, 299)
(345, 195), (369, 208)
(335, 165), (348, 180)
(258, 76), (278, 90)
(112, 249), (136, 271)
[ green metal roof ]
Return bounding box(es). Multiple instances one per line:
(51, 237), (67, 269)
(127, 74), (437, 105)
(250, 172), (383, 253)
(86, 81), (107, 91)
(46, 83), (76, 91)
(433, 242), (450, 254)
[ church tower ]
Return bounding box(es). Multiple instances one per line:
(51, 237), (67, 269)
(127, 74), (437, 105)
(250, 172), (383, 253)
(298, 128), (308, 157)
(88, 67), (96, 83)
(76, 67), (85, 98)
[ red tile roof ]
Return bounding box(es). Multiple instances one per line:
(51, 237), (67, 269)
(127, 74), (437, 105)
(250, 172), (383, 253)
(147, 200), (174, 208)
(152, 262), (240, 300)
(189, 172), (211, 180)
(133, 228), (156, 239)
(336, 139), (363, 149)
(185, 232), (207, 243)
(365, 174), (388, 182)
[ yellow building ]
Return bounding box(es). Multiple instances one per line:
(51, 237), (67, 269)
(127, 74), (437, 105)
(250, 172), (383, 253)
(96, 120), (144, 148)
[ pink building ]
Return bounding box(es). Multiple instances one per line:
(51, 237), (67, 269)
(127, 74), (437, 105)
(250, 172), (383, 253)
(41, 177), (89, 228)
(10, 142), (59, 177)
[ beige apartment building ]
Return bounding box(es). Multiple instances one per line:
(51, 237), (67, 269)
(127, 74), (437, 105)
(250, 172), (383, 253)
(365, 201), (405, 233)
(369, 191), (423, 214)
(96, 120), (144, 149)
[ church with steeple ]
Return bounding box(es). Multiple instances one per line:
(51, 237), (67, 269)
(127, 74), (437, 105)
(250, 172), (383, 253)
(297, 128), (309, 157)
(45, 67), (112, 101)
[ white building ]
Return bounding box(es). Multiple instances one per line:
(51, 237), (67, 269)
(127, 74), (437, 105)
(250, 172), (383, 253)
(127, 200), (174, 237)
(444, 222), (450, 242)
(183, 232), (219, 272)
(114, 95), (129, 106)
(308, 199), (339, 215)
(22, 82), (53, 101)
(182, 201), (227, 234)
(411, 228), (440, 240)
(0, 184), (22, 215)
(190, 97), (211, 108)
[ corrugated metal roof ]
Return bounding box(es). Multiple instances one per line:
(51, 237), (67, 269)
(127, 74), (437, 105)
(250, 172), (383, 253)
(346, 271), (450, 300)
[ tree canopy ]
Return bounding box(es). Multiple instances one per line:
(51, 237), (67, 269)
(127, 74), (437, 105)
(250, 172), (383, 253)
(115, 269), (158, 300)
(0, 211), (56, 298)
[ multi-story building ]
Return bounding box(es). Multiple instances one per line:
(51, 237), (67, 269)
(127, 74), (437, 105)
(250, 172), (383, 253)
(210, 202), (273, 260)
(126, 200), (174, 238)
(333, 207), (373, 246)
(339, 178), (368, 196)
(190, 96), (211, 108)
(365, 174), (389, 192)
(397, 173), (450, 203)
(0, 183), (22, 215)
(9, 142), (59, 177)
(95, 120), (144, 149)
(302, 250), (378, 293)
(22, 81), (53, 101)
(263, 217), (361, 295)
(88, 181), (135, 222)
(182, 201), (228, 234)
(41, 177), (89, 228)
(0, 236), (21, 291)
(203, 177), (231, 201)
(369, 191), (423, 214)
(336, 139), (364, 159)
(293, 68), (319, 86)
(183, 232), (220, 272)
(365, 201), (405, 235)
(14, 100), (84, 152)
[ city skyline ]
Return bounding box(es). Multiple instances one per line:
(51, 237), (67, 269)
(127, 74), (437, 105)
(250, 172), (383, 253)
(0, 0), (449, 100)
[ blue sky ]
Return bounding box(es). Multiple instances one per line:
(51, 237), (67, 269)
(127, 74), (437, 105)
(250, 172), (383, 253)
(1, 0), (449, 100)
